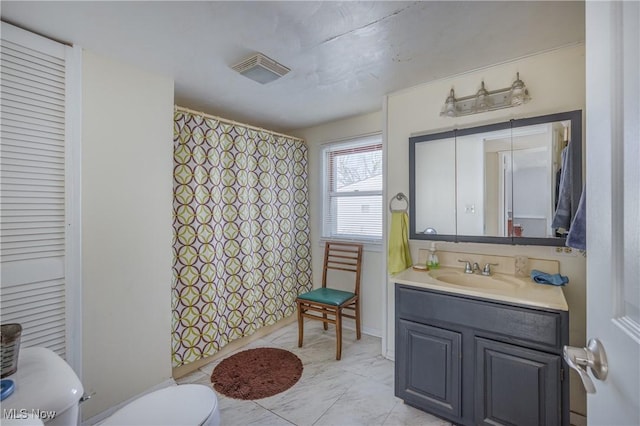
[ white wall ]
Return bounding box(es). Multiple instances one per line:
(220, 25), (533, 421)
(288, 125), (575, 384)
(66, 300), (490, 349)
(292, 111), (384, 337)
(81, 51), (174, 419)
(386, 45), (587, 415)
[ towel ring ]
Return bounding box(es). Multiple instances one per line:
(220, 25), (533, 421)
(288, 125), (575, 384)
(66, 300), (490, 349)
(389, 192), (409, 213)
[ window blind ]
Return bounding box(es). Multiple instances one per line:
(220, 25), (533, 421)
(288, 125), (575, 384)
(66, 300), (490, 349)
(322, 137), (383, 241)
(1, 23), (68, 357)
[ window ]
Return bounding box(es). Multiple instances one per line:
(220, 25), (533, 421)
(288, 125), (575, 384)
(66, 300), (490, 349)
(322, 135), (383, 242)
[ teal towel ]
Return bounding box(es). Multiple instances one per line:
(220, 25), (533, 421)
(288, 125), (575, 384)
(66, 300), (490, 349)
(531, 269), (569, 286)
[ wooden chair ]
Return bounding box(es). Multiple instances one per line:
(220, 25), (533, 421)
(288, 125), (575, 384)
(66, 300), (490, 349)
(296, 241), (363, 360)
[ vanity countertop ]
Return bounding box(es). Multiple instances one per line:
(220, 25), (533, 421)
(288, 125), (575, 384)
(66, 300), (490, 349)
(392, 267), (568, 311)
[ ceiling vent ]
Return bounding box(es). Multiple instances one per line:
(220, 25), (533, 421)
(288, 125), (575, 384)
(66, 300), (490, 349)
(231, 53), (290, 84)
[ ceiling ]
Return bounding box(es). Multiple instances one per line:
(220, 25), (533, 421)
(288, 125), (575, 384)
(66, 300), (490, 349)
(1, 1), (585, 132)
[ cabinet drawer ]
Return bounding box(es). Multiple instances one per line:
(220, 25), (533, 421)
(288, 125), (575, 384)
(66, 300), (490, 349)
(396, 284), (566, 352)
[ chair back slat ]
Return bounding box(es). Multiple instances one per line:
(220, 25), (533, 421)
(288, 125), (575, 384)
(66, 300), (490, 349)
(327, 258), (359, 269)
(326, 266), (359, 273)
(322, 242), (363, 295)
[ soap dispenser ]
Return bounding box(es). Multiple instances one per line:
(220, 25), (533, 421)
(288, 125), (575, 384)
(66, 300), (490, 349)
(428, 242), (440, 269)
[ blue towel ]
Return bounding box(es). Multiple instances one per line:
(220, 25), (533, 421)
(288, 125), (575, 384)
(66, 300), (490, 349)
(531, 269), (569, 286)
(566, 190), (586, 250)
(552, 146), (573, 230)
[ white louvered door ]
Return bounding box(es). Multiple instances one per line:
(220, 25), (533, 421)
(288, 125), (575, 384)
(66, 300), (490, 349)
(1, 22), (73, 360)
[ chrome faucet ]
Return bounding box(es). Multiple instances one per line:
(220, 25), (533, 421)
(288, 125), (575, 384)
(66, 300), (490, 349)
(482, 263), (499, 276)
(458, 259), (474, 274)
(459, 260), (499, 275)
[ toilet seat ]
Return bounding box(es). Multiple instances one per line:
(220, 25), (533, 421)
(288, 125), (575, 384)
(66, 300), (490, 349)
(100, 384), (217, 426)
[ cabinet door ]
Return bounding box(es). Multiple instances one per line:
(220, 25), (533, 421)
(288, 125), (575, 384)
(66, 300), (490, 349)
(396, 319), (462, 420)
(475, 337), (561, 426)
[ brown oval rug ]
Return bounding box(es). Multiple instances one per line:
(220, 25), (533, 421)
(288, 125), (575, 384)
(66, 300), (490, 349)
(211, 347), (303, 400)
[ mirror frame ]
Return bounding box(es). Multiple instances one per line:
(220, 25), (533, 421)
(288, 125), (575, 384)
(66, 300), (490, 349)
(409, 110), (582, 246)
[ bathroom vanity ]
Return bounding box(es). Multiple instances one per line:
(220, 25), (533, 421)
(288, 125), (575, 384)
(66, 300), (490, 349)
(393, 267), (569, 426)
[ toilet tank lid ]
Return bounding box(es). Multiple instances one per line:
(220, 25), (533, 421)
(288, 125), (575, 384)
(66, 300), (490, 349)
(2, 347), (84, 415)
(101, 384), (217, 426)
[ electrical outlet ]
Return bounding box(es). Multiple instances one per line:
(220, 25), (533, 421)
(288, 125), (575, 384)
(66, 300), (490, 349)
(553, 246), (577, 256)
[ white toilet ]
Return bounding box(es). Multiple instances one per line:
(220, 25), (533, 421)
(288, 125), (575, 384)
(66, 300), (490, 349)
(98, 384), (220, 426)
(1, 347), (220, 426)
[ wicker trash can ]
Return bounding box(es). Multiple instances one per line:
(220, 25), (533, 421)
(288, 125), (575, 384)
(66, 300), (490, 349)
(1, 323), (22, 378)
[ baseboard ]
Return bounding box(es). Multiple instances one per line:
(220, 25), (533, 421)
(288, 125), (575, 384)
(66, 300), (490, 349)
(362, 326), (382, 338)
(171, 316), (381, 380)
(340, 322), (382, 338)
(172, 315), (297, 379)
(570, 411), (587, 426)
(384, 349), (395, 361)
(82, 378), (176, 426)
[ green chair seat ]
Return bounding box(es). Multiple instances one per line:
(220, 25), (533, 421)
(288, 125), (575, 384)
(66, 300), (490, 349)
(297, 288), (355, 306)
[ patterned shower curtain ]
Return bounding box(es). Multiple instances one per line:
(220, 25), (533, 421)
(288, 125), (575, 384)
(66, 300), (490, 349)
(172, 109), (312, 367)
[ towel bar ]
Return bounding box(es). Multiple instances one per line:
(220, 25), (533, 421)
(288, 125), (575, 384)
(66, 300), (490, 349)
(389, 192), (409, 213)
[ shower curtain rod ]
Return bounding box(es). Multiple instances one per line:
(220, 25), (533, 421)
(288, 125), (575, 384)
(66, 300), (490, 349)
(174, 105), (304, 142)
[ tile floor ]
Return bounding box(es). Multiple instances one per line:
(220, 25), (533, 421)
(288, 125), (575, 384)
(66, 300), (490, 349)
(176, 320), (450, 426)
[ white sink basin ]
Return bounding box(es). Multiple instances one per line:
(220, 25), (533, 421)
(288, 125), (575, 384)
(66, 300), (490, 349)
(428, 269), (525, 291)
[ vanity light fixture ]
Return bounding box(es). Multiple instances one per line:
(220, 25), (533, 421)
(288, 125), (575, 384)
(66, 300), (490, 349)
(440, 73), (531, 117)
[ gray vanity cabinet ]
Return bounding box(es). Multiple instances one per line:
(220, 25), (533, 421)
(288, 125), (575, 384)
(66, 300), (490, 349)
(396, 319), (462, 419)
(395, 284), (569, 426)
(475, 337), (562, 426)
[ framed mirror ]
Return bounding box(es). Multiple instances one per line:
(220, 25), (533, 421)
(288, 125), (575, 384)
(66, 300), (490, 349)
(409, 110), (582, 246)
